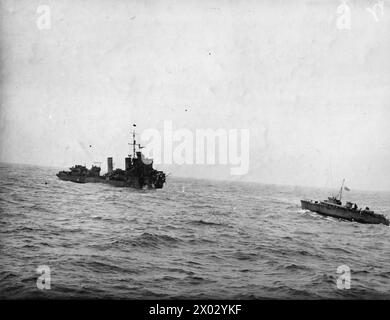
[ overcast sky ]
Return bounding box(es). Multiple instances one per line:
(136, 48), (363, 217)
(1, 0), (389, 191)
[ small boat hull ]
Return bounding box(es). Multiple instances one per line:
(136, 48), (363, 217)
(301, 200), (389, 226)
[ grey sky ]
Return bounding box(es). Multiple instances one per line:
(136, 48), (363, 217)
(1, 0), (389, 191)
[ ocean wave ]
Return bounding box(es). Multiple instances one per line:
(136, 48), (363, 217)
(187, 238), (216, 245)
(84, 260), (140, 275)
(283, 263), (312, 271)
(233, 251), (259, 261)
(187, 219), (226, 227)
(109, 232), (182, 249)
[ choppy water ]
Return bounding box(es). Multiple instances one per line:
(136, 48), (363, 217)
(1, 162), (389, 299)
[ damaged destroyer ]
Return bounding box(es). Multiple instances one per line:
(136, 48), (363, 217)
(56, 125), (166, 189)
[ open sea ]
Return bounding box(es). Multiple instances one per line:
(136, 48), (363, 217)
(0, 162), (389, 299)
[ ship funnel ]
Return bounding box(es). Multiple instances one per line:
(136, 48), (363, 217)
(107, 157), (113, 173)
(125, 157), (131, 170)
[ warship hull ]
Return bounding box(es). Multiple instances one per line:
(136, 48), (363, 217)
(301, 200), (389, 225)
(56, 173), (163, 189)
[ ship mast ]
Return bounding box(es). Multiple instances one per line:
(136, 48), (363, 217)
(132, 125), (136, 158)
(338, 179), (345, 202)
(129, 123), (144, 158)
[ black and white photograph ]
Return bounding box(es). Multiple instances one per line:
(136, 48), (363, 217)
(0, 0), (389, 309)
